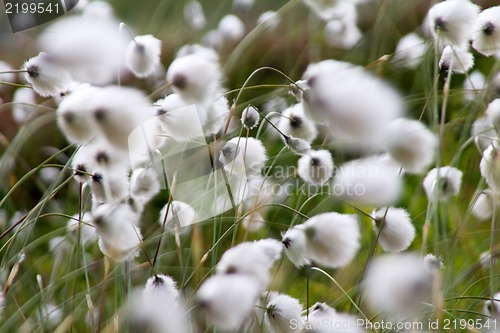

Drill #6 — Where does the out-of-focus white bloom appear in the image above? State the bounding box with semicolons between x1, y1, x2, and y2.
216;239;283;289
203;94;230;136
423;253;444;272
282;227;311;268
471;116;496;151
382;118;437;174
302;0;352;21
220;137;267;175
333;155;402;206
439;46;474;74
0;61;15;90
233;0;254;10
423;166;463;201
372;207;415;253
304;302;366;333
242;211;266;232
38;303;62;327
218;14;245;42
302;60;403;150
92;202;142;262
480;251;498;270
129;168;160;203
177;44;219;63
257;11;281;30
299;212;360;268
483;292;500;320
298;150;334;185
143;274;180;303
283;135;311;155
324;20;362;49
12;88;37;124
184;1;206;30
264;96;288;114
472;6;500;56
197;274;260;331
66;213;98;246
471;190;495;221
481;145;500;192
49;236;71;258
125;35;162;78
486;99;500;129
393;33;427;69
363;254;432;318
278;103;318;143
265;293;304;333
202;29;224;50
427;0;480;48
463;70;486;101
241;105;260;129
82;0;115;19
158;201;197;234
90;171;130;205
23;52;74;97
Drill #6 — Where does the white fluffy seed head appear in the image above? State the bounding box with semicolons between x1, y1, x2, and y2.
125;35;162;78
218;14;245;41
197;274;260;331
23;52;74;97
463;70;485;102
143;274;180;303
472;6;500;56
393;33;427;69
277;103;318;143
257;11;281;30
184;1;206;30
129;168;160;203
66;213;97;246
427;0;480;49
439;46;474;74
265;294;304;333
485;99;500;129
423;253;444;272
301;212;360;268
480;145;500;192
483;292;500;319
297;150;334;185
423;166;463;201
324;19;362;49
0;61;15;91
471;116;497;151
158;201;197;234
305;302;365;333
220;137;268;175
382;118;437;174
281;227;311;268
12;87;37;124
241;105;260;129
372;207;415;253
471;190;495;221
283;135;311;155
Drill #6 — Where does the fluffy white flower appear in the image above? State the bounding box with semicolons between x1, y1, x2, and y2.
372;207;415;253
483;292;500;320
265;294;304;333
184;1;206;30
282;227;311;268
324;20;362;49
219;137;267;175
393;33;427;69
480;145;500;192
304;302;365;333
471;116;496;151
363;254;432;318
129;168;160;203
92;202;142;262
486;99;500;129
471;190;495;221
197;274;260;331
277;103;318;143
299;212;360;268
90;171;130;205
143;274;180;303
333;155;402;206
427;0;480;48
218;14;245;41
233;0;254;10
463;70;486;101
423;166;463;201
257;11;281;30
423;253;444;272
82;0;115;19
66;213;97;246
158;201;197;234
439;46;474;74
203;94;230;136
177;44;219;63
283;135;312;155
298;150;334;185
12;87;37;124
125;35;162;78
302;0;353;21
241;105;260;129
472;6;500;56
0;61;15;90
23;52;74;97
382;118;437;174
480;251;498;270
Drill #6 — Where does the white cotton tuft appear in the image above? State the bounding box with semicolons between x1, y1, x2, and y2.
129;168;160;203
483;292;500;320
439;46;474;74
158;201;197;234
283;135;311;155
304;302;366;333
324;19;362;49
143;274;180;303
463;70;486;101
0;61;15;90
471;116;496;151
392;33;427;69
265;293;304;333
480;145;500;193
471;190;495;221
220;137;267;175
184;1;206;30
218;14;245;42
423;253;444;272
125;35;162;78
363;253;432;318
485;99;500;129
176;44;219;63
423;166;463;201
472;6;500;56
426;0;480;49
382;118;437;174
282;227;311;268
233;0;254;10
277;103;318;143
23;52;74;97
197;274;260;331
92;202;142;262
12;87;37;124
299;212;360;268
371;207;415;253
298;150;334;185
333;155;402;206
257;11;281;31
241;105;260;129
66;213;98;246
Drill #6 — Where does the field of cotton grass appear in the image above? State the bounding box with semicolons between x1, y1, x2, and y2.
0;0;500;332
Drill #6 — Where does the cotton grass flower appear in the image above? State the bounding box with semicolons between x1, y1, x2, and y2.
158;201;197;234
129;168;160;203
277;103;318;143
283;135;311;155
439;46;474;74
382;118;437;174
472;6;500;56
12;87;37;124
372;207;415;253
483;292;500;319
298;150;334;185
471;190;495;221
66;213;97;246
218;14;245;42
257;11;281;30
125;35;162;78
304;302;365;333
480;145;500;192
264;293;303;333
463;70;485;101
392;33;427;69
184;1;206;30
423;166;463;201
241;105;260;129
485;99;500;129
471;116;497;151
281;227;311;268
219;137;267;175
324;19;362;49
0;61;15;89
23;52;74;97
427;0;480;49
